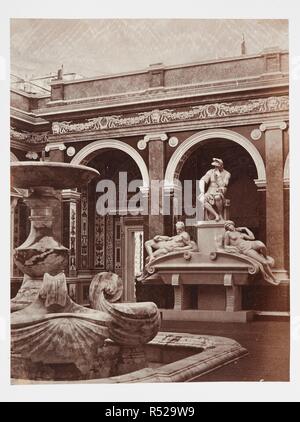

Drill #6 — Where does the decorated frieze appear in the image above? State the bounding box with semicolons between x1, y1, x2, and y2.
51;95;289;135
11;127;49;144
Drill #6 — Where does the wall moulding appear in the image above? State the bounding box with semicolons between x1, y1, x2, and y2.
10;127;49;145
51;96;289;136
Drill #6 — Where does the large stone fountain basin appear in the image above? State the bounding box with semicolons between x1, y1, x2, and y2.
11;332;248;383
11;161;99;189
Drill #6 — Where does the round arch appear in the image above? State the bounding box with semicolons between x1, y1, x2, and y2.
10;152;19;162
164;129;266;187
71;139;150;188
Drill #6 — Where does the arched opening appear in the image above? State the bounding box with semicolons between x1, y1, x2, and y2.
179;138;260;235
165;128;266;187
72;148;146;302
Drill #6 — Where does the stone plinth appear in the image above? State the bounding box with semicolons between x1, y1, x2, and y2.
195;221;225;254
142;248;259;322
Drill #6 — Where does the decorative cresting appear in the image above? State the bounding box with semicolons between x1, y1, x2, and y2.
71;139;150;189
11;161;100;312
164;129;267;188
51;96;288;135
89;272;161;346
11;127;49;144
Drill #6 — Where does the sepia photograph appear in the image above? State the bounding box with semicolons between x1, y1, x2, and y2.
2;0;300;403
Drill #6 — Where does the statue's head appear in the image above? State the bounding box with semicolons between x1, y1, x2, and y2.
175;221;185;233
224;220;235;231
211;158;224;169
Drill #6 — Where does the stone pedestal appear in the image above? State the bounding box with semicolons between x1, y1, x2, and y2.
11;188;69;311
172;274;192;310
147;134;166;238
260;121;289;283
11;189;23;278
10;161;99;311
195;221;225;254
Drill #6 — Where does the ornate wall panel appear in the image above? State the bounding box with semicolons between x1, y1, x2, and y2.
80;185;89;269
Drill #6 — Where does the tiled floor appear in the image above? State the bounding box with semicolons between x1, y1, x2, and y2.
160;320;290;382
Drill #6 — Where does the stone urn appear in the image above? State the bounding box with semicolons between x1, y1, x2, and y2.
11;161;99;311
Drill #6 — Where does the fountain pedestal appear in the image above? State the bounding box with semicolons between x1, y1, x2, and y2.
142;220;259;322
12;188;68;311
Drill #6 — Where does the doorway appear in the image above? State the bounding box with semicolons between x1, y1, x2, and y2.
123;221;144;302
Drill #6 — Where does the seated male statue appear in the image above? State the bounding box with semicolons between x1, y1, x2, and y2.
198;158;231;221
145;221;197;264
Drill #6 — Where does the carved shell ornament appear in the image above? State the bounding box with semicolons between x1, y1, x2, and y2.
11;271;160;377
90;272;161;346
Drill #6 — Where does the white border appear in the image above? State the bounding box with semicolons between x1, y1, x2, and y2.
1;0;300;402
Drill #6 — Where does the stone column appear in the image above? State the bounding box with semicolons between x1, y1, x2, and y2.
162;184;174;236
260;121;288;282
138;133;167;239
139;186;150;246
45;142;66;243
254;179;267;244
78;184;90;277
11;189;22;277
62;189;81;277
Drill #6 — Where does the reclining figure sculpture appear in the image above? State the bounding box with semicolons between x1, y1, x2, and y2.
145;221;198;264
221;220;279;285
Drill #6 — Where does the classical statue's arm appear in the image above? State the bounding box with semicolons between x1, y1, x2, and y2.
173;244;194;251
154;235;170;242
180;232;191;245
199;170;211;194
199;179;206;195
218;172;231;194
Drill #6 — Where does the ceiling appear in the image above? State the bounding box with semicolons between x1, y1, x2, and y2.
11;19;288;80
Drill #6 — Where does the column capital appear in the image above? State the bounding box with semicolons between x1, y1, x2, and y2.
254;178;267;191
259;121;287;132
45;142;66;152
137;133;167;150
